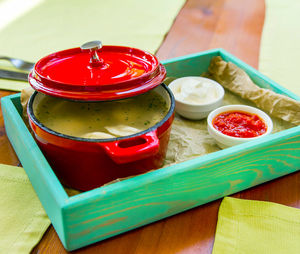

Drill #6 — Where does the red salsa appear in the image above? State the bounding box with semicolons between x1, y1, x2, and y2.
213;111;267;138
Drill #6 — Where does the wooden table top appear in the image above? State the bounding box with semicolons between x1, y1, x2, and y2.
0;0;299;253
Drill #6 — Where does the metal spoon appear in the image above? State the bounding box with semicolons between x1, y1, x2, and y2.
0;56;35;72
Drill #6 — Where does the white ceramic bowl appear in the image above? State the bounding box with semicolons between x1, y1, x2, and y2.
168;77;224;120
207;105;273;149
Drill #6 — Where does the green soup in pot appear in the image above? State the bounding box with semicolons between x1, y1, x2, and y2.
33;87;169;139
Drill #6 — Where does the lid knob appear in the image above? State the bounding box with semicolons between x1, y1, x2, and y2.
80;40;103;67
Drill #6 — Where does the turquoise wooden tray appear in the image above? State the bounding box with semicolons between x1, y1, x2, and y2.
2;49;300;251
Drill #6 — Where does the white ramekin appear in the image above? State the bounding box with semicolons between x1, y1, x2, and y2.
207;105;273;149
168;77;224;120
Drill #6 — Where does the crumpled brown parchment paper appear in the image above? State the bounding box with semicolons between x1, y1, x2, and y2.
205;56;300;125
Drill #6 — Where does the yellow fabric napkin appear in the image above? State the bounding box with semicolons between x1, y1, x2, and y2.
259;0;300;96
212;197;300;254
0;164;50;254
0;0;185;92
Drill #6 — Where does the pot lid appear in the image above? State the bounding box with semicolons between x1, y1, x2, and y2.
29;41;166;101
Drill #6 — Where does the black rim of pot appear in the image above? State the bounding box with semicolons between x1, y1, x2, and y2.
28;83;175;143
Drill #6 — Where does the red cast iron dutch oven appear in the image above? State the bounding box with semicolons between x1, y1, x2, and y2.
27;41;175;191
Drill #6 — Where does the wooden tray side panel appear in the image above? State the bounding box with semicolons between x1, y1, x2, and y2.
161;49;220;78
63;129;300;250
1;94;68;246
162;49;300;101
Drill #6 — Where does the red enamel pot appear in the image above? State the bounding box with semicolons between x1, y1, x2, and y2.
26;41;175;191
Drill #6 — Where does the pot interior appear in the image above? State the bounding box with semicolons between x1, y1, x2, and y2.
31;84;174;141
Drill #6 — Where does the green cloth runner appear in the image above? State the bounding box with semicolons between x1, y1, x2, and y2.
0;164;50;254
259;0;300;96
0;0;185;91
212;197;300;254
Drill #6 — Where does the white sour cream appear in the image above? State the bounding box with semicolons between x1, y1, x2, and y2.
169;77;220;105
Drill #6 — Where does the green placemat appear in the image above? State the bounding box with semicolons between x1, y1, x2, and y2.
0;164;50;254
0;0;185;91
212;197;300;254
259;0;300;96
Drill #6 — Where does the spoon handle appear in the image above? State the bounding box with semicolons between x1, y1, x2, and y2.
0;69;28;82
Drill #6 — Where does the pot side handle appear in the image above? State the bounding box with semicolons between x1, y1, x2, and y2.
101;130;160;164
